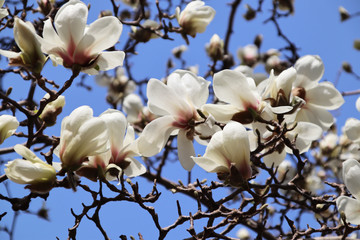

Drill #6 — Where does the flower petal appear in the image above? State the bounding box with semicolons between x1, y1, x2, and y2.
75;16;122;58
123;157;146;177
306;82;344;110
137;116;177;157
202;103;240;123
343;159;360;200
336;196;360;225
177;129;195;171
295;55;324;83
100;109;127;148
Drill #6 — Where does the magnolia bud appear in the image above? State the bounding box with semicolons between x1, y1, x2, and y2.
205;34;224;61
130;20;160;43
39;94;65;126
354;39;360;51
243;4;256;21
342;61;353;73
339;6;350;22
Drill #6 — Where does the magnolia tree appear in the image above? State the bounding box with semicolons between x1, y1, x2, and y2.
0;0;359;239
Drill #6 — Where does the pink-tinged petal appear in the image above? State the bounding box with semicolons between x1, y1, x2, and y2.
202;103;241;123
295;55;324;83
343;159;360;200
177;129;195;171
54;0;88;46
336;196;360;225
263;149;286;168
296;104;334;131
147;78;192;116
306;82;344;110
137;116;177;157
213;70;260;110
167;70;210;108
100;109;127;148
123;157;146;177
343;118;360;143
75;16;122;59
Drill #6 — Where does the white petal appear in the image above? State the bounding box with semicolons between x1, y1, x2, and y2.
0;49;21;58
41;19;64;53
344;118;360;143
336;196;360;225
54;0;88;46
137;116;177;157
263;149;286;168
177;129;195;171
356;97;360;112
75;16;122;58
123;158;146;177
123;94;143;123
83;51;125;75
343;159;360;199
295;55;324;83
14;144;42;164
147;78;192;116
276;67;296;99
202;103;240;123
296;104;334;131
0;9;8;19
213;69;260;110
100;109;127;148
306;82;344;110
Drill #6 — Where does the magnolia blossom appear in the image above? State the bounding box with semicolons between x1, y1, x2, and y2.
343;118;360;143
292;55;344;130
175;1;215;37
39;94;65;126
39;0;125;74
77;109;145;181
58;106;109;171
205;34;224;61
5;144;56;193
237;44;259;67
192;121;252;185
202;69;262;124
137;70;210;170
0;115;19;144
336;159;360;224
0;17;45;73
0;0;8;19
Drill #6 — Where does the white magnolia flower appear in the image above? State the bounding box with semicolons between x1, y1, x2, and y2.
123;93;144;123
39;0;125;74
58;106;109;171
192;121;252;185
176;1;215;37
292;55;344;130
0;17;45;73
202;69;262;124
205;34;224;61
0;115;19;144
0;0;8;19
39;93;65;126
336;159;360;224
5;144;56;193
77;109;145;181
343;118;360;143
237;44;259;67
137;70;210;171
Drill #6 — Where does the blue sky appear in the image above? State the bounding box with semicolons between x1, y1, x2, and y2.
1;0;360;239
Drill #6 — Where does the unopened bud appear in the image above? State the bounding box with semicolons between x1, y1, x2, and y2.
342;61;353;73
39;94;65;126
206;34;224;61
254;34;263;49
243;4;256;21
354;39;360;51
339;6;350;22
236;228;250;240
99;10;113;18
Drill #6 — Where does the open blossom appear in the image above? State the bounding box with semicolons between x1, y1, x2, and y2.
77;109;145;181
343;118;360;143
5;144;56;193
192;121;252;185
336;159;360;224
175;1;215;37
202;69;262;124
0;115;19;144
237;44;259;67
292;55;344;130
58;106;109;171
137;70;210;171
39;0;125;74
0;17;45;73
0;0;8;19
